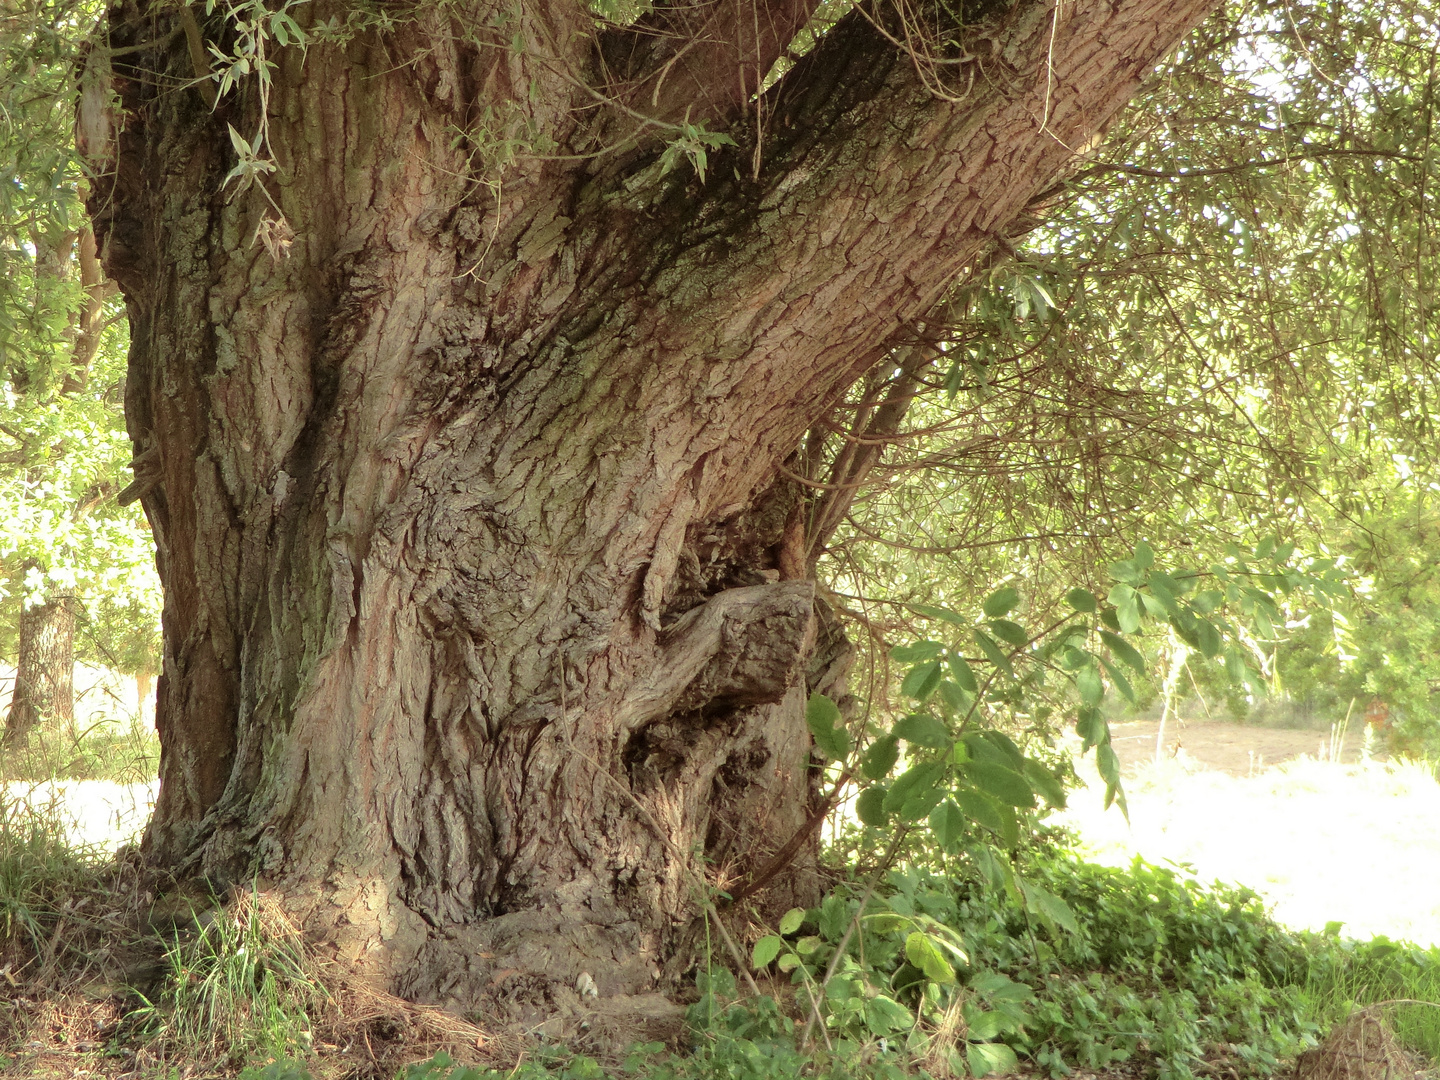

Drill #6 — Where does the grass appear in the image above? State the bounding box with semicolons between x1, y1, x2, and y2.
1299;935;1440;1062
128;888;328;1066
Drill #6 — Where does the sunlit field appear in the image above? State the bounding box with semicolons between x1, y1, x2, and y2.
1058;729;1440;948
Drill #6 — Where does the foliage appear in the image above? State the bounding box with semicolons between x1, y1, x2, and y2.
129;889;327;1064
0;787;100;961
0;0;159;682
813;0;1440;763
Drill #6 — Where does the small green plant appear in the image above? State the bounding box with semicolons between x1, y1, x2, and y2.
131;887;327;1066
658;118;735;184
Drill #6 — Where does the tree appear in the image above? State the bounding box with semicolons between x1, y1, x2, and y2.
81;0;1216;1010
1;0;156;753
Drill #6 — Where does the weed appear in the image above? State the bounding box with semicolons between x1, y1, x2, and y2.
0;790;103;970
130;888;327;1067
1300;934;1440;1061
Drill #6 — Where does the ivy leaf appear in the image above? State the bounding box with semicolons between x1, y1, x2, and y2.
806;694;849;760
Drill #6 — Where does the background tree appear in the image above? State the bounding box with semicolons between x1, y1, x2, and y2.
1;0;160;752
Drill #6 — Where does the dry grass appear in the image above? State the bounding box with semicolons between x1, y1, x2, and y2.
1293;1005;1432;1080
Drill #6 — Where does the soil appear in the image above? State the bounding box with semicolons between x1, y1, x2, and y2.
1105;713;1382;777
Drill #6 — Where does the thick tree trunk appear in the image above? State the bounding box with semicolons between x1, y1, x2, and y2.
3;592;78;751
84;0;1214;1017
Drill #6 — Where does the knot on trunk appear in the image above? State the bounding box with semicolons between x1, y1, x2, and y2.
621;581;817;727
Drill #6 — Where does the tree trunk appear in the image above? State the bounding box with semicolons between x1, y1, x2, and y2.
83;0;1214;1017
3;592;78;751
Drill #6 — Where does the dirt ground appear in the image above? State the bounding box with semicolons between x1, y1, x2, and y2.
1106;713;1380;776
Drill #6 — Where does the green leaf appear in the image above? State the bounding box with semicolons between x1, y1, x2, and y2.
856;785;889;827
1195;617;1223;658
1096;742;1122;789
891;640;945;663
912;604;968;627
778;907;805;935
862;734;900;780
1020;880;1080;935
929;799;968;850
988;619;1028;647
905;931;955;983
967;1041;1019;1078
982;585;1020;618
751;935;782;969
864;995;914;1035
974;630;1014;679
962;759;1034;808
1022;759;1066;808
938;679;973;715
1099;656;1136;705
1065;587;1098;613
947;653;979;694
901;660;944;701
1098;629;1146;674
1108;559;1140;584
1075;664;1104;707
1134;539;1155;569
955;787;1004;835
884;761;948;815
963;730;1026;771
806;694;849;760
1075;707;1107;751
894;712;951;749
966;1008;1005;1041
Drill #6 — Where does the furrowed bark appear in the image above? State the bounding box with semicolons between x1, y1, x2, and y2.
3;593;78;751
83;0;1216;1022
